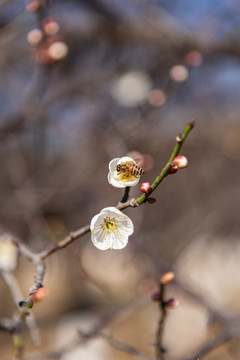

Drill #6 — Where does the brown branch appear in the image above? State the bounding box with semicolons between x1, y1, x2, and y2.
100;332;154;360
10;233;46;296
184;330;233;360
39;224;90;259
1;270;41;345
0;316;20;333
155;282;167;360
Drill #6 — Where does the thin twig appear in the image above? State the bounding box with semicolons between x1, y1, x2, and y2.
101;332;154;360
184;330;233;360
137;119;195;205
1;270;41;345
39;224;90;259
155;283;167;360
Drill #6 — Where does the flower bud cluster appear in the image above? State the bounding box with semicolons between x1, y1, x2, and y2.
151;272;180;309
166;155;188;176
26;3;69;64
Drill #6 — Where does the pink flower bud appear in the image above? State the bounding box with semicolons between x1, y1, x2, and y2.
140;182;151;193
185;51;203;67
160;271;175;285
166;165;178;175
42;16;60;36
173;156;188;169
33;36;68;64
165;298;180;309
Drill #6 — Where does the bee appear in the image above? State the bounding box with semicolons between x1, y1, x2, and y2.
116;160;144;177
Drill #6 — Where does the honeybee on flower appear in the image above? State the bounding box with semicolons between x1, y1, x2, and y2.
108;156;144;188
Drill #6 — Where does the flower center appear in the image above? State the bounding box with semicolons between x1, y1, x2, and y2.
114;172;138;183
104;217;117;231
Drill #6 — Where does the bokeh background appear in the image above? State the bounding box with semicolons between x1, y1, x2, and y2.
0;0;240;359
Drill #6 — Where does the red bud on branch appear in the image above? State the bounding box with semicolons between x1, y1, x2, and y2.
140;182;151;193
160;271;175;285
173;155;188;169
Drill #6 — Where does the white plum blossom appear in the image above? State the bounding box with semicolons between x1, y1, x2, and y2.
0;237;18;272
90;207;134;250
108;156;141;188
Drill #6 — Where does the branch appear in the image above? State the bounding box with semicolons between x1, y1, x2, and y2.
100;333;154;360
7;120;194;323
1;270;41;345
184;330;233;360
39;224;90;259
155;282;167;360
0;317;20;333
136;119;195;205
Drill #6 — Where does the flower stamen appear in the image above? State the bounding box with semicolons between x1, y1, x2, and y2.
104;217;116;230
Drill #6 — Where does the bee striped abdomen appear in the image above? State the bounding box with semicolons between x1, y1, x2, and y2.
129;165;144;176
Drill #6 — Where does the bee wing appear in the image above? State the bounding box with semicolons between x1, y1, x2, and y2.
134;158;142;164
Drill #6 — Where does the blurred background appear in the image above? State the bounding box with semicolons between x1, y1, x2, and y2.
0;0;240;359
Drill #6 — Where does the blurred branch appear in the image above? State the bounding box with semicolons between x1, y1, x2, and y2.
155;282;167;360
11;296;146;360
0;316;20;333
1;270;41;346
60;5;240;58
184;329;234;360
39;224;90;259
174;276;240;360
80;0;121;24
100;332;154;360
1;270;23;305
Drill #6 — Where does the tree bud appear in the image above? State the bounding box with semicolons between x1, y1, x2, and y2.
165;298;180;309
43;16;60;36
32;287;48;302
140;182;151;193
173;155;188;169
27;29;43;45
167;165;178;175
160;271;175;285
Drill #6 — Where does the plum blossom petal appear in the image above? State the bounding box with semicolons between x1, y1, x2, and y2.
108;157;142;188
90;207;134;250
